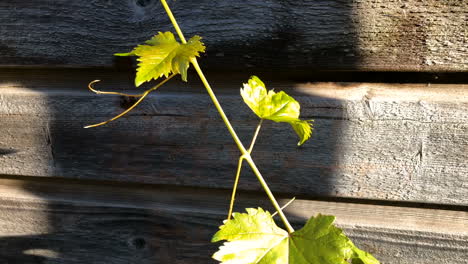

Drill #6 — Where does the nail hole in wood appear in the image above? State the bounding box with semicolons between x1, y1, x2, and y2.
136;0;152;7
120;96;138;109
131;237;146;250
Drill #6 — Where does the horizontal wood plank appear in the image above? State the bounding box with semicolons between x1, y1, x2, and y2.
0;77;467;205
0;177;466;264
0;0;466;71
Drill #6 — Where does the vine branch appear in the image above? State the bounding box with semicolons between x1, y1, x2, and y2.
227;119;263;220
160;0;294;233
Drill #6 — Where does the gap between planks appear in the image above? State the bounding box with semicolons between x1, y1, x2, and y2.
0;69;467;102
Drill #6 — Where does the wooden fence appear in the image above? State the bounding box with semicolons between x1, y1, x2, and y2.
0;1;467;263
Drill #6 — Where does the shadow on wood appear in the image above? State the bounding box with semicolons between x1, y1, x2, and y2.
0;76;348;262
2;1;467;263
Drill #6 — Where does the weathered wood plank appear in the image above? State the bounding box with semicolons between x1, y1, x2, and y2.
0;177;466;264
0;0;466;71
0;79;467;205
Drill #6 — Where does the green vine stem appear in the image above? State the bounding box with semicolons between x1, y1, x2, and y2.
271;197;296;217
227;156;245;220
248;119;264;153
227;119;263;220
160;0;294;233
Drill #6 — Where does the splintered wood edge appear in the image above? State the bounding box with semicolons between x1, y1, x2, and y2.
0;177;465;236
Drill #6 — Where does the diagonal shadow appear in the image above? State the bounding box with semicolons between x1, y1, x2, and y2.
0;0;359;263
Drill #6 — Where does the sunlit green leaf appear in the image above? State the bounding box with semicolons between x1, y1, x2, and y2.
115;31;205;86
289;215;352;264
350;245;381;264
240;76;313;145
212;208;288;264
212;208;380;264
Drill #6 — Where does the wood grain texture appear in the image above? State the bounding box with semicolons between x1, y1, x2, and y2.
0;0;466;71
1;75;467;205
0;177;466;264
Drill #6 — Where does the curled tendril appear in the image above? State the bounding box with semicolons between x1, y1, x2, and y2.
84;75;175;128
88;80;145;97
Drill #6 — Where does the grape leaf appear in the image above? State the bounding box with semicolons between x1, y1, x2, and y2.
212;208;380;264
240;76;313;145
115;31;205;86
212;208;288;263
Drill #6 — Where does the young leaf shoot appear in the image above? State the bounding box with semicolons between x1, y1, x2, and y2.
241;76;313;146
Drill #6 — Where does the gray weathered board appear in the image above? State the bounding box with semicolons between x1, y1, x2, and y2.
1;1;467;262
0;0;466;71
0;177;466;264
0;72;467;206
